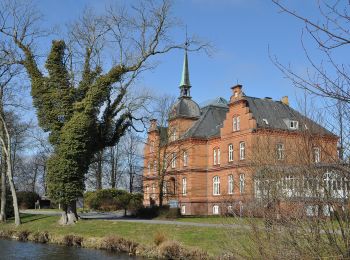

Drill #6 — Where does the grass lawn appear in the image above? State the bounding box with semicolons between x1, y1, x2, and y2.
176;215;264;226
0;214;252;257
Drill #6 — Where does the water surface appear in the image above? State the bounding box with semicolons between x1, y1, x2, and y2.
0;239;142;260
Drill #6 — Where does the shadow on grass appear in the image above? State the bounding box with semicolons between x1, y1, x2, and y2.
6;214;52;224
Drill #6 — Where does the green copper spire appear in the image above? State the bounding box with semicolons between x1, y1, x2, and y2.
180;49;191;87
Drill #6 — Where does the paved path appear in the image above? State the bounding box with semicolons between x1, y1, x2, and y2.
20;209;249;229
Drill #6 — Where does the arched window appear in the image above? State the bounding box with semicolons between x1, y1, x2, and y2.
182;177;187;196
213;176;220;195
171;153;176;168
233;116;240;131
213;205;220;215
183;151;188;166
228;144;233;162
239;142;245;160
228;174;234;194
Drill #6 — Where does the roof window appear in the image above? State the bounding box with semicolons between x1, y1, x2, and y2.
262;118;269;125
289;120;299;130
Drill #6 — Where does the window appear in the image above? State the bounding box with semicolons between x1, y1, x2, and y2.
289;120;299;130
183;151;188;167
227;205;233;213
171;153;176;168
213;176;220;195
145;185;149;195
152;183;156;198
313;147;320;163
217;148;221;164
228;174;234;194
171;128;177;141
149;141;155;152
306;205;318;217
239;142;245;160
239;174;245;194
182;177;187;196
276;143;284;160
233;116;240;131
263;118;269;125
213;149;217;165
153;160;157;173
181;205;186;215
163;182;167;195
213;205;220;215
148;163;151;174
228;144;233;162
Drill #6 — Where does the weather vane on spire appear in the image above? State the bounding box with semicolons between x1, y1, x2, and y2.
185;25;189;51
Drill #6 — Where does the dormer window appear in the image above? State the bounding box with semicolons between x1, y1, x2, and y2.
289;120;299;130
263;119;269;125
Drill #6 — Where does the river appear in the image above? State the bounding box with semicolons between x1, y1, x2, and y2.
0;239;143;260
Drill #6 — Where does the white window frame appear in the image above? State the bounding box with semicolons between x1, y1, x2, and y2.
239;142;245;160
163;181;167;195
181;205;186;214
148;163;151;174
290;120;299;130
183;151;188;167
314;147;320;163
213;176;220;195
153;160;157;173
228;174;234;194
228;144;233;162
233;116;240;131
152;183;156;198
171;128;177;141
182;177;187;196
239;174;245;194
213;149;217;165
217;148;221;165
171;153;176;168
149;141;155;152
145;185;149;195
276;143;284;160
213;205;219;215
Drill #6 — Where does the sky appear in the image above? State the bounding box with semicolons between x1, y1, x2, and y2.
24;0;347;115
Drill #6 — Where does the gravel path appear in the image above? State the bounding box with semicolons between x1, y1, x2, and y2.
20;210;249;228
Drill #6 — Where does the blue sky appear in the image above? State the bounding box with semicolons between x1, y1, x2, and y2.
32;0;333;110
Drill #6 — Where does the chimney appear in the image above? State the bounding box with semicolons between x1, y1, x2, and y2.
231;84;242;97
149;119;158;132
281;96;289;106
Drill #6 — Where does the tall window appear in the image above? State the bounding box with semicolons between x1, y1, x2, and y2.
217;148;221;165
163;181;167;195
171;153;176;168
213;176;220;195
213;205;219;215
145;185;149;195
239;174;245;194
183;151;188;167
148;163;151;174
153;160;157;173
182;177;187;196
233;116;240;131
213;149;217;165
239;142;245;160
314;147;320;163
228;174;234;194
149;141;155;152
181;205;186;214
228;144;233;162
276;143;284;160
152;183;156;198
171;128;177;141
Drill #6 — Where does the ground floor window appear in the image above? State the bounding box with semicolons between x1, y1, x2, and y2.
181;205;186;215
213;205;219;215
306;205;318;217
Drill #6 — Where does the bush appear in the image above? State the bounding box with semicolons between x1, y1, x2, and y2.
84;189;143;214
63;235;83;247
32;231;49;243
18;230;31;242
0;188;14;218
103;235;138;254
154;231;167;246
17;191;40;209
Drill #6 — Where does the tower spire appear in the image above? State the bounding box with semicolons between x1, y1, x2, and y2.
179;31;191;98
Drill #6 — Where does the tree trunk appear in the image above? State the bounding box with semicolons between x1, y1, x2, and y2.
0;150;6;222
96;150;103;190
6;155;20;225
110;147;116;188
59;201;79;225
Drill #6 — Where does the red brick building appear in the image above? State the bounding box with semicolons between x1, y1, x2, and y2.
143;50;339;216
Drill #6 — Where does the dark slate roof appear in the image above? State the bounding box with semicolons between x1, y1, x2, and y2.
179;96;335;140
182;104;228;139
244;96;335;136
169;97;201;120
200;97;228;108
